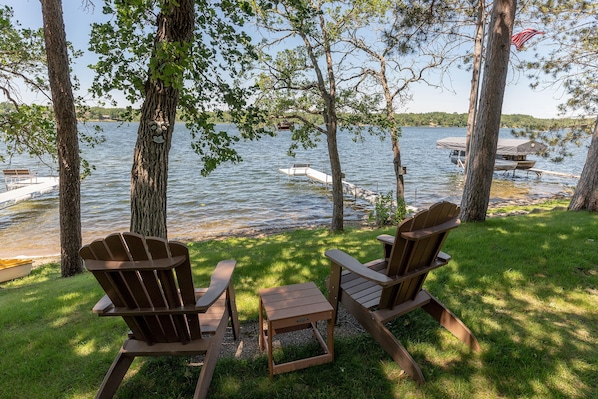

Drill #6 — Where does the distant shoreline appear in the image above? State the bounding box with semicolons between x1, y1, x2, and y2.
79;111;585;130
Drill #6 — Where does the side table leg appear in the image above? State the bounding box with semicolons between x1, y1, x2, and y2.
268;320;274;377
327;318;334;359
259;296;264;351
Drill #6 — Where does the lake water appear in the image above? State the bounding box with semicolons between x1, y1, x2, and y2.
0;123;586;258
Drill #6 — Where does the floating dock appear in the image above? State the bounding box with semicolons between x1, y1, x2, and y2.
528;168;580;179
279;164;380;204
0;176;59;209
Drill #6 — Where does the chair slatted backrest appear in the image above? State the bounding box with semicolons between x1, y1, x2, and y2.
379;202;460;310
79;232;201;345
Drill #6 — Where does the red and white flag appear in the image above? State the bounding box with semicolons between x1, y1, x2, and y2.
511;28;545;50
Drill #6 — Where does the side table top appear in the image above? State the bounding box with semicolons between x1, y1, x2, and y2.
259;282;333;322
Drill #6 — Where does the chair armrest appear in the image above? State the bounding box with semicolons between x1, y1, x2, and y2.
437;251;451;262
400;219;460;240
325;249;393;286
195;260;236;311
377;234;394;245
92;294;114;314
377;234;395;258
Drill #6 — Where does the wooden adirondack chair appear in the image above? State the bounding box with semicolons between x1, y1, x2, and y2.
325;201;480;384
80;232;240;399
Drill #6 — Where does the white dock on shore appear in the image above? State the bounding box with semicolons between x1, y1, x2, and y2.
0;177;59;209
279;164;380;204
528;168;580;179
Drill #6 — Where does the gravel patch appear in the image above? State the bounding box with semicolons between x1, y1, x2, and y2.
219;306;365;360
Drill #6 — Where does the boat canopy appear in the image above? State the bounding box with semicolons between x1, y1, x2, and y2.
436;137;546;155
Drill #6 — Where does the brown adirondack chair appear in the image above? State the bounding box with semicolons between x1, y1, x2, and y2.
325;201;480;384
80;232;240;399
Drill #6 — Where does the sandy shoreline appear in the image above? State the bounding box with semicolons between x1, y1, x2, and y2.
26;193;571;267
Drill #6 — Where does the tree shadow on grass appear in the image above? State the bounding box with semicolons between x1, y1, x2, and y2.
111;336;401;399
4;210;595;398
427;210;598;398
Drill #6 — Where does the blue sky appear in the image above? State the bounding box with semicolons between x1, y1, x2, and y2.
5;0;566;118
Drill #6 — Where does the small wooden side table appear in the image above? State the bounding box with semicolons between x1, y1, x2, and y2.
259;282;334;376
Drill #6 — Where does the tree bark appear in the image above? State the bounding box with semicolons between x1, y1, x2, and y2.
460;0;517;222
130;1;194;238
326;116;344;231
392;131;404;201
381;61;405;201
568;117;598;211
40;0;82;277
465;0;485;173
323;56;343;232
319;11;343;231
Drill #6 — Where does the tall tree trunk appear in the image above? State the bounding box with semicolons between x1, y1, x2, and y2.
380;60;404;202
320;12;343;232
130;1;194;238
568;117;598;211
391;128;404;201
40;0;82;277
460;0;517;222
465;0;485;172
323;72;343;231
326;115;344;231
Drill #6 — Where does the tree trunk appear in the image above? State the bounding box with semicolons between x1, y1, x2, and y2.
319;12;343;232
40;0;82;277
465;0;485;173
380;62;405;202
326;119;344;231
568;117;598;211
323;82;343;231
460;0;517;222
392;131;405;201
130;1;194;238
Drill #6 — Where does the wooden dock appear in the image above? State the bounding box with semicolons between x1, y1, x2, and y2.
0;176;59;209
279;164;380;204
528;168;580;179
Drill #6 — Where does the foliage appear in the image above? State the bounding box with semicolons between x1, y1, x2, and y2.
0;6;101;174
514;1;597;157
89;0;272;176
1;207;597;398
523;0;597;116
0;6;56;164
368;191;406;227
251;0;390;148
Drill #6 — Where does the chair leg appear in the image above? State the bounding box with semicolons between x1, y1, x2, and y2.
227;284;240;340
95;350;135;399
422;293;481;352
345;300;425;384
193;310;229;399
327;263;342;324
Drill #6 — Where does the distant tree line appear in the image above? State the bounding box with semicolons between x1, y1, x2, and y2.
1;102;586;129
393;112;587;129
71;105;584;129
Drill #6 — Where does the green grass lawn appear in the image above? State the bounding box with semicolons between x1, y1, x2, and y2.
1;204;597;398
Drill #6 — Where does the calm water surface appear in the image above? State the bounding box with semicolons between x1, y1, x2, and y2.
0;123;586;257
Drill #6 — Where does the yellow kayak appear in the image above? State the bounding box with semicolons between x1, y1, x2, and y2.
0;259;32;283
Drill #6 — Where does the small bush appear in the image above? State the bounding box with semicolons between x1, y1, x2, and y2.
369;191;406;227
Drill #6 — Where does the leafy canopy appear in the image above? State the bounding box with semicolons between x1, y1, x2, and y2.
89;0;271;175
0;6;56;163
